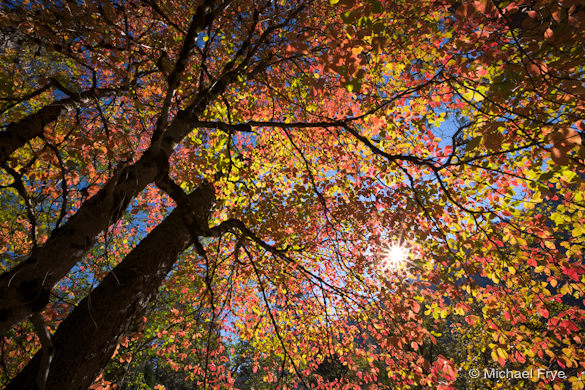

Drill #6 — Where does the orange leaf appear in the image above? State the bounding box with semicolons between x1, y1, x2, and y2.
484;131;503;151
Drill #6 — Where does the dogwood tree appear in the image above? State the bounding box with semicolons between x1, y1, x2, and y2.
0;0;583;389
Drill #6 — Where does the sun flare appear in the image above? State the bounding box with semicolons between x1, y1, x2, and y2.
382;244;410;271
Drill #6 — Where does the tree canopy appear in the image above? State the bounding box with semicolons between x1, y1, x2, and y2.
0;0;584;389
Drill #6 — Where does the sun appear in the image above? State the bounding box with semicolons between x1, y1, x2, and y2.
381;244;410;272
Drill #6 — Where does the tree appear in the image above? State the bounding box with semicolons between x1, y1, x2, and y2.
0;0;584;389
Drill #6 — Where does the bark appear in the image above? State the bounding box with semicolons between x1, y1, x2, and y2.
0;111;197;335
5;181;215;390
0;0;233;335
0;86;126;166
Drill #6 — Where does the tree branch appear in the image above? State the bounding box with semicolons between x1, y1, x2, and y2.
0;84;131;166
5;182;216;390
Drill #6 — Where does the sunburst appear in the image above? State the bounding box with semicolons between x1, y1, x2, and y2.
381;244;410;272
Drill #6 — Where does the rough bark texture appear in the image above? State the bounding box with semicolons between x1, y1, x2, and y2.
0;0;234;335
5;182;215;390
0;148;160;335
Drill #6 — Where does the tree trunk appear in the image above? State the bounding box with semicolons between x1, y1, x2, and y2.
0;3;235;332
5;182;215;390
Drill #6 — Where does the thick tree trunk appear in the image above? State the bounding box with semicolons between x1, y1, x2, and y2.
5;182;215;390
0;0;235;335
0;145;159;335
0;86;125;166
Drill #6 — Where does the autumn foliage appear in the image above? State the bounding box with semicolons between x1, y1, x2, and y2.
0;0;584;389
